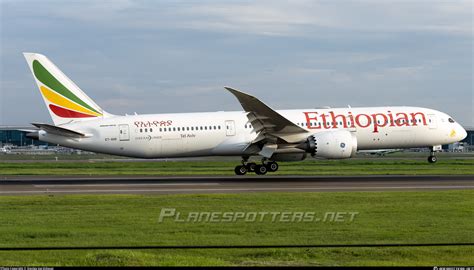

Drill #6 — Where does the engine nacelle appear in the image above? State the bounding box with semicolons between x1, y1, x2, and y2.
301;130;357;159
271;153;307;162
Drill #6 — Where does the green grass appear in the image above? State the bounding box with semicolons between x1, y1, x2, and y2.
0;191;472;266
0;158;473;175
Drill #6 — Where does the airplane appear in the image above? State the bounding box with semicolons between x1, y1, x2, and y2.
23;53;467;175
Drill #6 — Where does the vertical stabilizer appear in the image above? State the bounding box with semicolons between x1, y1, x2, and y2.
23;53;111;126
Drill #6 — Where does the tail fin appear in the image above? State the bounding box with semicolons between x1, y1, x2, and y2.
23;53;111;126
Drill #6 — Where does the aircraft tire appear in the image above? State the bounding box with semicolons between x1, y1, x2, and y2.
234;165;247;175
246;162;257;172
255;165;268;175
266;162;279;172
428;156;437;163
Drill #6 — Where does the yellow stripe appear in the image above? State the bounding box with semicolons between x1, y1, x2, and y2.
40;86;102;117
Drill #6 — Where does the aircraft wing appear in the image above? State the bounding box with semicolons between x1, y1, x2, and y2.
225;87;309;157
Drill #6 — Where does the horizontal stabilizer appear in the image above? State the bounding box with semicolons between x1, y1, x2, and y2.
31;123;86;138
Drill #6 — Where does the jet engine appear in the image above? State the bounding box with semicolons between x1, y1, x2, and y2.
298;130;357;159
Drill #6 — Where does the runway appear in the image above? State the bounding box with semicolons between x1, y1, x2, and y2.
1;175;473;195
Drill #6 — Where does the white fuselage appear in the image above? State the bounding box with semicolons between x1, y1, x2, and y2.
38;106;467;159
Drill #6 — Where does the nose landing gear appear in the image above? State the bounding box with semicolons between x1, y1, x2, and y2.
428;155;437;163
427;145;441;163
234;157;279;175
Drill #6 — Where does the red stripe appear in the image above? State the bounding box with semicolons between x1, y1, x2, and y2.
49;104;96;118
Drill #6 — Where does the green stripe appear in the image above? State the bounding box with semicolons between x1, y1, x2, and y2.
32;60;100;114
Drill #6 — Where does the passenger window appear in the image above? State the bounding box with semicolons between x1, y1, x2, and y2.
140;129;143;133
150;128;153;132
173;127;176;131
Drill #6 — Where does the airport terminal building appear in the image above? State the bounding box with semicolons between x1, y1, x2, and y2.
0;127;47;147
462;126;474;145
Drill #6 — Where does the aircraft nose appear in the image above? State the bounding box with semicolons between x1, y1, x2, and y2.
458;125;467;140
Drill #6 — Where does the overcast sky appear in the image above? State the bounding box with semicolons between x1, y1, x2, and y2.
0;0;472;126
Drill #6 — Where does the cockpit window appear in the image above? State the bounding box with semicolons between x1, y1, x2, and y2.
448;118;455;123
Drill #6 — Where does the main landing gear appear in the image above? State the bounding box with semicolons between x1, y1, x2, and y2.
234;157;279;175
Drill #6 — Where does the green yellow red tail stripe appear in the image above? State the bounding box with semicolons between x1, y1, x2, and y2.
32;60;102;118
48;104;98;118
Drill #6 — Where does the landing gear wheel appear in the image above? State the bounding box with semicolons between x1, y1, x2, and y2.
266;162;279;172
428;155;437;163
246;162;257;172
255;165;268;175
234;165;247;175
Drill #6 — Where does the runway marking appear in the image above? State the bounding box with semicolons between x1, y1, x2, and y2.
34;183;221;188
1;185;473;195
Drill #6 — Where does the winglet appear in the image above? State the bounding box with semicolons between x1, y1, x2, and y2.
224;86;307;134
224;86;261;112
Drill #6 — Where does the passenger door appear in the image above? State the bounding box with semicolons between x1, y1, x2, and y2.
428;114;437;129
225;120;236;136
119;124;130;141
